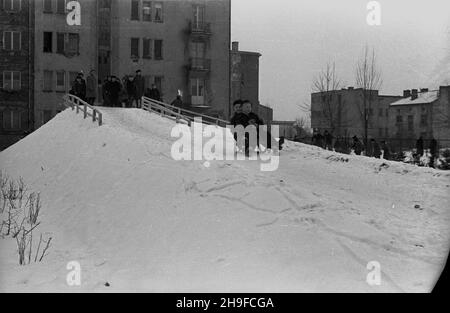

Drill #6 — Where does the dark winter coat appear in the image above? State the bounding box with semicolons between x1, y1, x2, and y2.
371;141;382;158
126;80;136;98
246;112;264;127
416;138;424;156
86;74;97;98
148;87;161;101
109;81;121;99
381;143;391;160
73;80;86;100
429;139;438;156
352;140;364;155
171;97;183;108
230;113;248;127
133;75;145;98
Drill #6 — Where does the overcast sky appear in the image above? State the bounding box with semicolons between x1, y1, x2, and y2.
231;0;450;120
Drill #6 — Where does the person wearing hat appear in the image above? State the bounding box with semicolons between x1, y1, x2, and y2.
133;70;145;108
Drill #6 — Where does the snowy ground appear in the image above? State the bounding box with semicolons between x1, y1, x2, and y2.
0;107;449;292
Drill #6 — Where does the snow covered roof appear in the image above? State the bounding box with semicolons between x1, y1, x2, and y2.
390;90;439;106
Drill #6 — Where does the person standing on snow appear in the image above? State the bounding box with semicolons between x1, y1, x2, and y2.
370;138;382;158
324;130;334;151
352;136;364;155
86;69;97;106
429;138;438;168
380;140;391;160
416;136;424;157
133;70;145;108
72;75;86;101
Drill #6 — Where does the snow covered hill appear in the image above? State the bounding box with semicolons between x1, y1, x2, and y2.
0;108;449;292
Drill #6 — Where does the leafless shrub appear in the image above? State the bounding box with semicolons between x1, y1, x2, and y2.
0;171;52;265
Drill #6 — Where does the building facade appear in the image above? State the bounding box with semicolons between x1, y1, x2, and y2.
0;0;34;150
230;41;272;123
389;86;450;150
33;0;98;129
107;0;231;119
311;87;402;142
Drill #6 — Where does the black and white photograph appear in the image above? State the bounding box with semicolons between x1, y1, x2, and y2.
0;0;449;297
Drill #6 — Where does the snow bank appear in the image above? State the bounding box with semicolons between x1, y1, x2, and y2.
0;107;449;292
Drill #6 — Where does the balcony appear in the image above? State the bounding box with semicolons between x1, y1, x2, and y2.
189;58;211;72
189;21;212;39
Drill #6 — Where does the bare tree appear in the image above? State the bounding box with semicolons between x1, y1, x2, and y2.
312;62;342;133
355;46;383;145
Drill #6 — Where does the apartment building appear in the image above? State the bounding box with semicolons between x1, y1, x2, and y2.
389;86;450;149
311;87;402;141
107;0;231;119
230;41;272;123
34;0;98;128
0;0;34;150
1;0;232;150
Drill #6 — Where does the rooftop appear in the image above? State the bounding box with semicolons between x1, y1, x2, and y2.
390;90;439;106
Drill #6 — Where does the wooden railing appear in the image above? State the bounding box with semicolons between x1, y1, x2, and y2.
63;94;103;126
142;96;229;127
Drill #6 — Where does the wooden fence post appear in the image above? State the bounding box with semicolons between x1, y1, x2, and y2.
98;112;102;126
84;102;87;119
93;110;96;122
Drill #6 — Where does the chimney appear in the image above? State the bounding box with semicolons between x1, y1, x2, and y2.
420;88;429;93
232;41;239;51
411;89;418;100
403;89;411;98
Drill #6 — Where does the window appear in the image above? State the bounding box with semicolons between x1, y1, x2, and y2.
56;71;65;91
4;0;21;11
142;1;151;21
2;71;21;90
56;33;65;54
396;115;403;123
190;78;205;105
56;0;66;14
420;114;428;127
131;0;139;20
66;33;79;54
154;2;163;22
190;41;205;58
43;32;52;52
407;115;414;131
131;38;139;59
42;110;52;124
2;110;21;130
99;0;111;9
43;0;52;12
43;70;53;91
143;38;152;59
193;5;205;27
3;31;21;51
154;39;163;60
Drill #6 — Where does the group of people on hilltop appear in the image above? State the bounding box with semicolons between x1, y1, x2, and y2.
229;99;280;156
69;70;97;105
69;69;164;109
102;69;162;108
